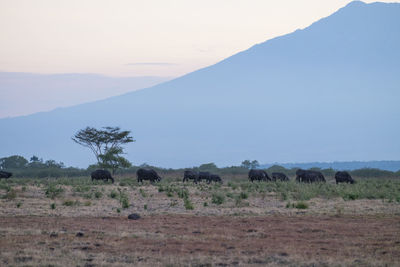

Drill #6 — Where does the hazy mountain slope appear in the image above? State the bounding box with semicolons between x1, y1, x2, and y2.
0;72;170;118
0;1;399;168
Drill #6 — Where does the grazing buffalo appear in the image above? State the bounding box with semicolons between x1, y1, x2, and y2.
197;172;211;183
91;169;114;183
335;171;355;184
137;168;161;183
0;171;12;179
272;172;290;182
248;169;271;182
183;170;199;183
209;174;223;184
295;169;326;183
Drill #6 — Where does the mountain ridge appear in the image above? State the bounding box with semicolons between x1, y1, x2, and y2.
0;1;399;168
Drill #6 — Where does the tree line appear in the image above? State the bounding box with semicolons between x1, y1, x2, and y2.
1;126;399;179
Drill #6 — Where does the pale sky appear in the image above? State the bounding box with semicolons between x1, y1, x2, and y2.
0;0;398;77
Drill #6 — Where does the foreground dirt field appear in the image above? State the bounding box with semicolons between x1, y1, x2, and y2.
1;179;400;266
1;215;399;266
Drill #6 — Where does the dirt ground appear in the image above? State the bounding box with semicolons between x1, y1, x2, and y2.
0;215;399;266
1;182;400;266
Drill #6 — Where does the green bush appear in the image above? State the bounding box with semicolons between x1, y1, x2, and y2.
239;191;248;199
109;190;117;199
211;192;225;205
50;203;56;209
45;184;64;199
295;201;308;209
63;199;78;206
94;191;103;199
184;198;194;210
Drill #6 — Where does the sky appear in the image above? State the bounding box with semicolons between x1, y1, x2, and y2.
1;0;398;78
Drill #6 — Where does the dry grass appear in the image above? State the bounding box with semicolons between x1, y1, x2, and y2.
0;178;400;266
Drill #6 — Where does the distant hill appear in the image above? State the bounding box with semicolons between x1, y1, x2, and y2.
261;161;400;172
0;1;399;168
0;72;170;118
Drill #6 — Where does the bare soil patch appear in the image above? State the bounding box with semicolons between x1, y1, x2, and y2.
1;215;399;266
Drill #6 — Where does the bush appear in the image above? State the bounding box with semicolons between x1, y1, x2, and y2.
295;201;308;209
177;188;189;199
109;190;117;199
94;191;103;199
2;189;17;200
50;203;56;209
45;184;64;199
239;191;248;199
139;188;147;198
63;199;78;206
184;198;194;210
211;192;225;205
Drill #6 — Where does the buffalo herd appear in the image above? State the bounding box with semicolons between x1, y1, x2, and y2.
0;168;354;185
87;168;354;185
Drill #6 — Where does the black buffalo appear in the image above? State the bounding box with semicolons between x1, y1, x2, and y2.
209;174;223;184
272;172;290;182
0;171;12;179
137;168;161;183
183;170;199;183
295;169;326;183
197;172;211;183
91;169;114;183
248;169;271;182
335;171;355;184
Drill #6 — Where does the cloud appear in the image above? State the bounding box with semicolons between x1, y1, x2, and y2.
126;62;178;66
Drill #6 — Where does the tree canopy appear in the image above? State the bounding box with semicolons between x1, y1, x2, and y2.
72;126;134;173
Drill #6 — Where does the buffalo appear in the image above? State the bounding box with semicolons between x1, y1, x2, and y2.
137;168;161;183
183;170;199;183
272;172;290;182
197;172;211;183
248;169;271;182
0;171;12;179
209;174;223;184
91;169;114;183
295;169;326;183
335;171;355;184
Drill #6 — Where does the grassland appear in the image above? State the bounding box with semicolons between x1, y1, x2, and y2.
0;175;399;266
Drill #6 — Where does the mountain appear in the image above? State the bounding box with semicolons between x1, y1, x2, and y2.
0;72;171;118
0;1;399;168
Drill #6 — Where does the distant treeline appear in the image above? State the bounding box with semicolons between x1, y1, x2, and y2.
261;161;400;172
1;155;400;179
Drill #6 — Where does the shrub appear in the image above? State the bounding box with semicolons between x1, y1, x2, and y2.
184;198;194;210
177;188;189;199
16;202;22;208
84;201;92;206
63;200;75;206
45;184;64;199
211;192;225;205
144;204;148;210
109;190;117;199
239;191;248;199
118;188;130;209
50;203;56;209
203;202;208;207
2;189;17;200
94;191;103;199
139;188;147;198
295;201;308;209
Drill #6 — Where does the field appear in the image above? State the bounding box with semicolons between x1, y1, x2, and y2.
1;175;400;266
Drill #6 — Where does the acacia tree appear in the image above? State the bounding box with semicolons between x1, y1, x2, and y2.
72;126;134;173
